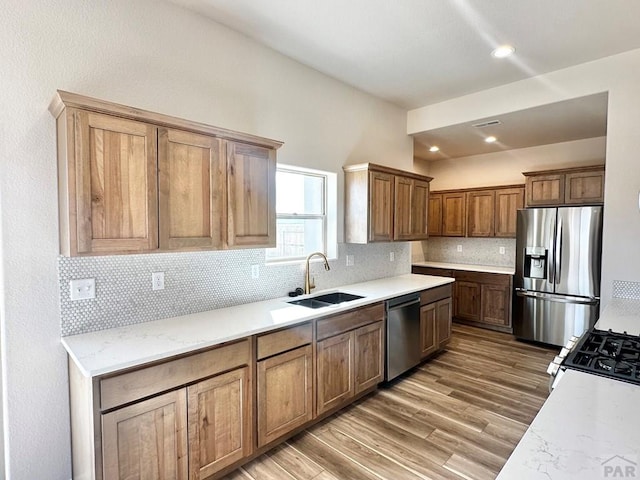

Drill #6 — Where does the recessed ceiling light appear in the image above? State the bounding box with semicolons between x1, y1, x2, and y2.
491;45;515;58
429;146;440;152
485;136;497;143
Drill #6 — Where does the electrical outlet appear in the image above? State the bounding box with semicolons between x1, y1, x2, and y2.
346;255;354;267
389;252;395;262
152;272;165;291
70;278;95;301
457;245;463;252
499;246;506;255
251;264;260;279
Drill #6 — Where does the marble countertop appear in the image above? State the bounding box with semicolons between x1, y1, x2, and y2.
62;273;454;377
412;260;515;275
498;298;640;479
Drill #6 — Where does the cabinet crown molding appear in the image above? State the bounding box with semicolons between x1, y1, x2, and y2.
343;162;433;182
522;164;604;177
49;90;283;150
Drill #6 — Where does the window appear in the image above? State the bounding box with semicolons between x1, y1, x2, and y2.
266;165;336;262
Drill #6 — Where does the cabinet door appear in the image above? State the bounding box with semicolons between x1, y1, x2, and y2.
393;176;413;240
436;298;453;347
455;281;481;322
317;332;354;415
187;367;252;479
525;174;564;207
565;169;605;204
102;389;188;480
428;193;442;236
481;284;511;327
494;187;524;238
257;345;313;447
420;303;438;358
411;179;430;240
467;190;495;237
75;111;158;254
354;321;384;394
158;129;225;250
227;141;276;247
369;171;394;242
442;193;466;236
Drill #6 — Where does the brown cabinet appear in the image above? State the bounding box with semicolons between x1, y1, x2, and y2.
343;163;432;243
524;165;604;207
316;303;384;415
101;389;188;480
394;176;430;241
187;367;253;479
51;91;282;256
158;128;225;250
467;190;495;237
227;142;276;248
413;266;513;333
255;322;314;448
71;111;159;255
418;284;453;359
430;185;523;238
494;187;524;237
442;192;466;237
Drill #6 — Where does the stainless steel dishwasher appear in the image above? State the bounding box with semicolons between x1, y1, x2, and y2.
385;292;421;381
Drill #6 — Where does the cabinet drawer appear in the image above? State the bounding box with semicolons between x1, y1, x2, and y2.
454;270;511;286
420;284;453;305
316;303;384;340
100;339;250;411
257;322;313;360
412;266;454;277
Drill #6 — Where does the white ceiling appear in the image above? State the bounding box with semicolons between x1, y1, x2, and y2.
167;0;635;158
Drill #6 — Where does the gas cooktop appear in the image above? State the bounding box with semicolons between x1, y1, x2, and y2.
563;329;640;385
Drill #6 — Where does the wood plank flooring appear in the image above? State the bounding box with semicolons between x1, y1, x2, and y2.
223;324;559;480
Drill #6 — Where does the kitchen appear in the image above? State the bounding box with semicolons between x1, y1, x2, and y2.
2;1;640;480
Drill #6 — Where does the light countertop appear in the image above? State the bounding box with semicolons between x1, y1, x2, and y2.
62;273;454;377
412;260;515;275
498;298;640;479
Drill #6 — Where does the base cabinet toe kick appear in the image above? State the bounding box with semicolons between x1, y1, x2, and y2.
67;286;453;480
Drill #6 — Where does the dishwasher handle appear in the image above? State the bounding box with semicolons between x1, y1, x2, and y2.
386;293;421;310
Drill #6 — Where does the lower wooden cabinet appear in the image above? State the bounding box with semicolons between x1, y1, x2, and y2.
420;287;453;358
257;345;313;447
481;283;511;327
187;367;252;479
317;320;384;415
102;389;188;480
455;280;481;322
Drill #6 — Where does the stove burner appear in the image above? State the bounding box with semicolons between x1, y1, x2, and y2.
562;329;640;386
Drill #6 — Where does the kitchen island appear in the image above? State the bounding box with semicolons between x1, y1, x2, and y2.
497;298;640;479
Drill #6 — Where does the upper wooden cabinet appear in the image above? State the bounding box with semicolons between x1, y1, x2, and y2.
343;163;432;243
50;91;282;256
159;128;225;250
429;185;524;238
227;142;276;248
523;165;605;207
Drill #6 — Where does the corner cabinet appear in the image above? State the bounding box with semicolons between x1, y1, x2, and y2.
50;91;281;256
343;163;432;243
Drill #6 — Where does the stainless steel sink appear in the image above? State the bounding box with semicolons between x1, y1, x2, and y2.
287;291;364;309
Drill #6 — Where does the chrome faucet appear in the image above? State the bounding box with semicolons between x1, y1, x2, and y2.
304;252;330;294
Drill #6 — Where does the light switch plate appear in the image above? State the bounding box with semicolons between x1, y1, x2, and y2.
499;246;506;255
251;264;260;279
457;245;463;252
389;252;395;262
346;255;354;267
70;278;95;301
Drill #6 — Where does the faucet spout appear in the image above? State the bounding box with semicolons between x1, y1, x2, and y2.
304;252;330;294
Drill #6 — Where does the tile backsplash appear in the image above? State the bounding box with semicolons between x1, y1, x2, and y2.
612;280;640;300
418;237;516;268
58;242;409;336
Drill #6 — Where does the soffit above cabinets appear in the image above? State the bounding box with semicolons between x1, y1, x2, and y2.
413;92;608;160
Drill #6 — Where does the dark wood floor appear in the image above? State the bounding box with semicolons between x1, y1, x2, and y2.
224;324;559;480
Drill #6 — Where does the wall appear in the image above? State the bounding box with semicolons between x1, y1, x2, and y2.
421;136;606;190
0;1;412;478
409;48;640;306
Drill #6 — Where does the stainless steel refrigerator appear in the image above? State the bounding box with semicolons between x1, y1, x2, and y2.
513;206;603;346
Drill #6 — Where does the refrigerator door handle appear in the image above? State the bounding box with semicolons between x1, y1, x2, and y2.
515;289;599;305
555;219;562;285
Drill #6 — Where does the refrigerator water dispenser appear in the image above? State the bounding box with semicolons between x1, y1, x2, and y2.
523;247;547;279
